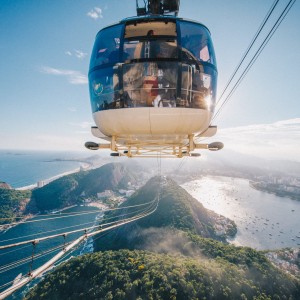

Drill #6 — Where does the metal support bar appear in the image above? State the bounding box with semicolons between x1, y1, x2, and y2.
111;136;117;151
194;143;209;149
188;134;194;152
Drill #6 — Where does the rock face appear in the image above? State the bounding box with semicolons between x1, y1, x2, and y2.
0;182;12;189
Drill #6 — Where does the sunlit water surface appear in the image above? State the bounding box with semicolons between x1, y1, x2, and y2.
182;176;300;250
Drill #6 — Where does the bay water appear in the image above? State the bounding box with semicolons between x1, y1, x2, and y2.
182;176;300;250
0;206;102;299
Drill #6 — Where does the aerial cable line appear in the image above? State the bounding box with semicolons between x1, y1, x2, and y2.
0;176;161;297
0;204;152;245
0;200;157;250
0;244;32;257
0;202;160;295
0;243;68;275
0;199;159;299
0;199;156;228
216;0;280;105
0;209;105;221
213;0;296;122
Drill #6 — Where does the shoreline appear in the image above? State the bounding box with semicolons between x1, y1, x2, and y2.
16;163;92;191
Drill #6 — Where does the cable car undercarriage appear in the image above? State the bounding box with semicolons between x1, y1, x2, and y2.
85;127;223;158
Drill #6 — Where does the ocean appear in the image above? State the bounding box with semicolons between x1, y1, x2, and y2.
0;150;91;188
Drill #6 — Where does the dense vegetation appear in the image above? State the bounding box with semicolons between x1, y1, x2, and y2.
0;188;31;224
26;249;300;300
94;176;236;252
31;163;137;211
24;174;300;299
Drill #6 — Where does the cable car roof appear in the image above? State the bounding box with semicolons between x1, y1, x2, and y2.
96;15;211;36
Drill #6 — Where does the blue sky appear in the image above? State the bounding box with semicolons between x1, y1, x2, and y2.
0;0;299;161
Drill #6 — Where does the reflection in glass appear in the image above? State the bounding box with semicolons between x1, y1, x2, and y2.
88;20;217;113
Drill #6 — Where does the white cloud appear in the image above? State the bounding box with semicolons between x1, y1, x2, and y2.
75;50;88;59
87;7;103;19
217;118;300;161
65;50;88;59
41;66;87;85
69;121;94;129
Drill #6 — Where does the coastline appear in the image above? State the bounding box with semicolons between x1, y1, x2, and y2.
16;163;91;191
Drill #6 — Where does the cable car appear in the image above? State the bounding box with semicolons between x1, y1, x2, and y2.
85;0;223;157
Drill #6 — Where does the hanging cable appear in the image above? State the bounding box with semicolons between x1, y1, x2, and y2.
0;198;159;299
0;243;69;275
216;0;280;105
0;199;157;250
0;202;153;245
28;241;37;276
0;198;157;229
213;0;296;122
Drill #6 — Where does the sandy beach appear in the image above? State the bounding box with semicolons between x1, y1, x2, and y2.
16;163;91;191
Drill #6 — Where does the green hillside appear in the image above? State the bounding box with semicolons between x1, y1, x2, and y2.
0;188;31;225
26;249;300;300
94;176;236;251
31;163;137;211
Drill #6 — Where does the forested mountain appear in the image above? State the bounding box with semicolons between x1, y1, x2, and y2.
31;163;138;211
26;247;300;300
94;176;236;252
0;188;31;225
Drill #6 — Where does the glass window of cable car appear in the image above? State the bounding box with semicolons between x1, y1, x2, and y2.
122;21;178;61
89;66;120;112
90;24;122;69
180;21;216;65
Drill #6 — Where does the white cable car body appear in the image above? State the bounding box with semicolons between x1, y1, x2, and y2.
86;1;223;157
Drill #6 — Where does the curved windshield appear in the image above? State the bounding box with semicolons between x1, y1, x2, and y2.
123;21;178;61
180;21;216;66
88;19;217;113
90;25;122;69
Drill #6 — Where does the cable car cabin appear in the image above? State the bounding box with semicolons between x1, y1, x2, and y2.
87;16;223;157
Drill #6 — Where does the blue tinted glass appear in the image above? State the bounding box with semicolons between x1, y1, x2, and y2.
90;25;122;69
89;67;119;112
180;21;216;66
